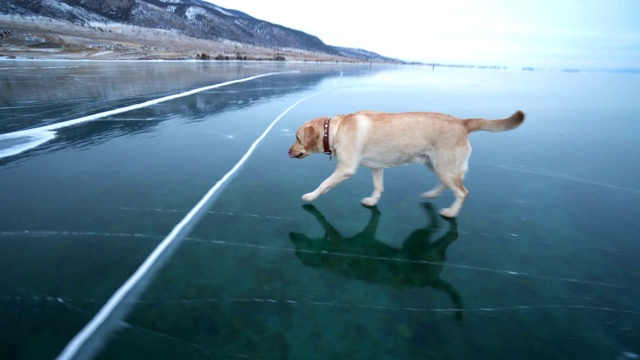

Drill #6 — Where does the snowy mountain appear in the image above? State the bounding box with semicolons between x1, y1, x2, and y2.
0;0;398;62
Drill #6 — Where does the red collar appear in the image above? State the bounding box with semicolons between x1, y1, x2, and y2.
323;117;332;155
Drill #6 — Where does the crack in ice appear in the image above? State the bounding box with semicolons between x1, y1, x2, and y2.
56;71;340;360
483;163;640;194
130;296;640;316
185;238;640;291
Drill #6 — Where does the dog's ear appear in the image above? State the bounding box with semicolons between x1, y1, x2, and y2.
303;125;318;151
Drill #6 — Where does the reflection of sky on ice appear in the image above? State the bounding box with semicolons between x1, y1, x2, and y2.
0;71;292;159
1;61;639;360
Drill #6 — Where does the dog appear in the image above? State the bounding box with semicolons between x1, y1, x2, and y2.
288;110;524;217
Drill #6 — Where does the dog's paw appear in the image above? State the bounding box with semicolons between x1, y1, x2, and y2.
361;197;379;207
421;190;441;199
301;193;316;202
439;208;458;218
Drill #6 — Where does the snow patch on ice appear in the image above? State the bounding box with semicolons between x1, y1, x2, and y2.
0;129;55;158
620;352;640;360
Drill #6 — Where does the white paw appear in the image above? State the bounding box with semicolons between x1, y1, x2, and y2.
439;208;458;218
302;193;316;202
421;190;441;199
361;197;379;207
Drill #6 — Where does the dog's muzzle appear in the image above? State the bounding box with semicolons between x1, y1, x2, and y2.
288;149;303;158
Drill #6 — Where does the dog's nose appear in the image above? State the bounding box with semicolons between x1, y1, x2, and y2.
288;149;295;158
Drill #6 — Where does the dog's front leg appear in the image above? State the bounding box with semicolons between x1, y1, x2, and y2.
302;164;356;202
362;168;384;207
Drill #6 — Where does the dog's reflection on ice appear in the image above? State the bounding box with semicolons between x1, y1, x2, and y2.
289;203;464;320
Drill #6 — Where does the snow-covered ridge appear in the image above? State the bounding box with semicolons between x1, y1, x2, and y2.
0;0;400;62
184;6;209;21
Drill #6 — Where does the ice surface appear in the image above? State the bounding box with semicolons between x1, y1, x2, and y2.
1;62;639;360
57;69;327;360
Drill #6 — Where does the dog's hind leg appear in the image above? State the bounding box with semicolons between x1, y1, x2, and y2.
420;153;446;199
434;145;470;218
421;182;446;198
437;172;468;218
362;168;384;207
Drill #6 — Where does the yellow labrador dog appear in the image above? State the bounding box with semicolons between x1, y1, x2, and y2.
288;110;524;217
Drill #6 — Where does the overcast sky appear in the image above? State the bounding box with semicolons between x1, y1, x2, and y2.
205;0;640;69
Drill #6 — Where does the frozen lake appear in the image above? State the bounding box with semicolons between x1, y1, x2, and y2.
1;60;639;359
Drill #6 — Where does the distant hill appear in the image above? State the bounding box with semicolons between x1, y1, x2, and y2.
0;0;401;62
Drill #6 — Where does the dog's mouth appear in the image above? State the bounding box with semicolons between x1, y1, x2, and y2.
288;149;306;159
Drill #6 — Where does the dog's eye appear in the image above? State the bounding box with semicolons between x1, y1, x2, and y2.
296;135;300;142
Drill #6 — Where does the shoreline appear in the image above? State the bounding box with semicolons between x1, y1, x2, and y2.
0;15;389;63
2;16;637;73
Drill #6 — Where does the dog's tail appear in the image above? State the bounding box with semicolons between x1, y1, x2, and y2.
463;111;525;134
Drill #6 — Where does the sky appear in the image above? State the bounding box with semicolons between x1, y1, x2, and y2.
205;0;640;69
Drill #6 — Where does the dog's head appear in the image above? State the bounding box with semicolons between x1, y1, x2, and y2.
288;118;323;159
